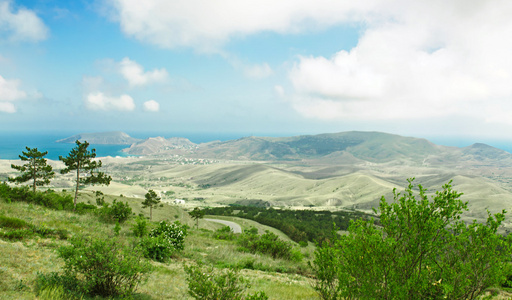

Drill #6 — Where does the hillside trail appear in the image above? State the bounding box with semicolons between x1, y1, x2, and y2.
205;218;242;233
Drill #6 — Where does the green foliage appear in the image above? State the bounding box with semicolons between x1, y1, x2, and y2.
131;215;149;237
0;183;73;210
59;140;112;211
97;199;132;223
56;235;152;297
140;221;188;262
312;179;511;300
238;231;302;262
184;264;268;300
203;205;367;243
95;190;105;206
0;215;68;241
0;215;30;229
9;147;54;192
214;226;236;240
189;207;205;228
141;189;160;220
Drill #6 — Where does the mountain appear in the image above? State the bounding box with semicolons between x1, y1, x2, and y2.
120;131;512;167
56;131;142;145
122;137;197;155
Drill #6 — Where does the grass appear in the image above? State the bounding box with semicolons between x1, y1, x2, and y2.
0;197;319;299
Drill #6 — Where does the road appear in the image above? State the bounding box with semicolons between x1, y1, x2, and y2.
204;218;242;233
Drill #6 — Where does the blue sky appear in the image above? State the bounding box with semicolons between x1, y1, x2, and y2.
1;0;512;144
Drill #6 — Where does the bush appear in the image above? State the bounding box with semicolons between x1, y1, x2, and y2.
184;264;268;300
97;199;132;223
56;236;152;297
238;231;302;261
214;226;236;240
140;221;188;262
131;215;149;237
312;179;511;300
0;215;30;229
0;184;73;210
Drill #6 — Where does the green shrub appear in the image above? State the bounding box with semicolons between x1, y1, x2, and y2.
238;231;301;261
140;221;188;262
131;215;148;237
0;228;34;240
56;236;153;297
0;215;30;229
313;179;511;300
184;264;268;300
97;199;132;223
214;226;236;240
0;184;73;210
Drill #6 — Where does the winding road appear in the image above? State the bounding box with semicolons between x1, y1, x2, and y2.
205;218;242;233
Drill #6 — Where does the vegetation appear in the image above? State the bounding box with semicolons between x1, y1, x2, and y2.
9;147;54;192
142;189;160;220
39;236;152;298
190;207;205;228
312;179;511;300
59;140;112;211
203;205;368;243
0;183;73;210
185;263;268;300
97;199;132;223
140;220;188;262
238;230;303;262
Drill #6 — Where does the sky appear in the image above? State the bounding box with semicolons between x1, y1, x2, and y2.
1;0;512;144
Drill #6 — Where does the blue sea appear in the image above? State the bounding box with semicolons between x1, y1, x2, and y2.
0;131;263;160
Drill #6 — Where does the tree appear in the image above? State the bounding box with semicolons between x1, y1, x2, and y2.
59;140;111;211
189;207;204;228
9;147;54;192
312;179;511;300
142;189;160;221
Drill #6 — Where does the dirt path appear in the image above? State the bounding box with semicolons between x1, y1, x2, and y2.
204;218;242;233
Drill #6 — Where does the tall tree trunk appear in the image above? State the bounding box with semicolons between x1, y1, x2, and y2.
74;164;80;212
150;206;153;221
32;158;36;193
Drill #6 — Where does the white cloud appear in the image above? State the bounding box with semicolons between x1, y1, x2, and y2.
143;100;160;112
104;0;369;51
0;74;26;101
286;0;512;123
0;0;49;42
85;92;136;111
242;63;273;79
119;57;169;87
0;101;15;113
0;74;26;113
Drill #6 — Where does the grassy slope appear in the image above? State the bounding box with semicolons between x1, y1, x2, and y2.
0;196;319;300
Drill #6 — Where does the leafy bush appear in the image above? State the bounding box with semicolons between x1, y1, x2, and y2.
214;226;236;240
312;179;511;300
97;199;132;223
131;215;148;237
0;215;30;229
0;184;73;210
184;264;268;300
74;202;97;214
56;236;153;297
238;231;302;261
0;228;34;240
140;221;188;262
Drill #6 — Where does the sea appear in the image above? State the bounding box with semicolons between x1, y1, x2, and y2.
0;131;511;160
0;131;255;160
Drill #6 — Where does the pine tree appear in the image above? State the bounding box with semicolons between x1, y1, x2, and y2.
9;147;54;192
59;140;112;211
142;189;160;220
189;207;205;228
